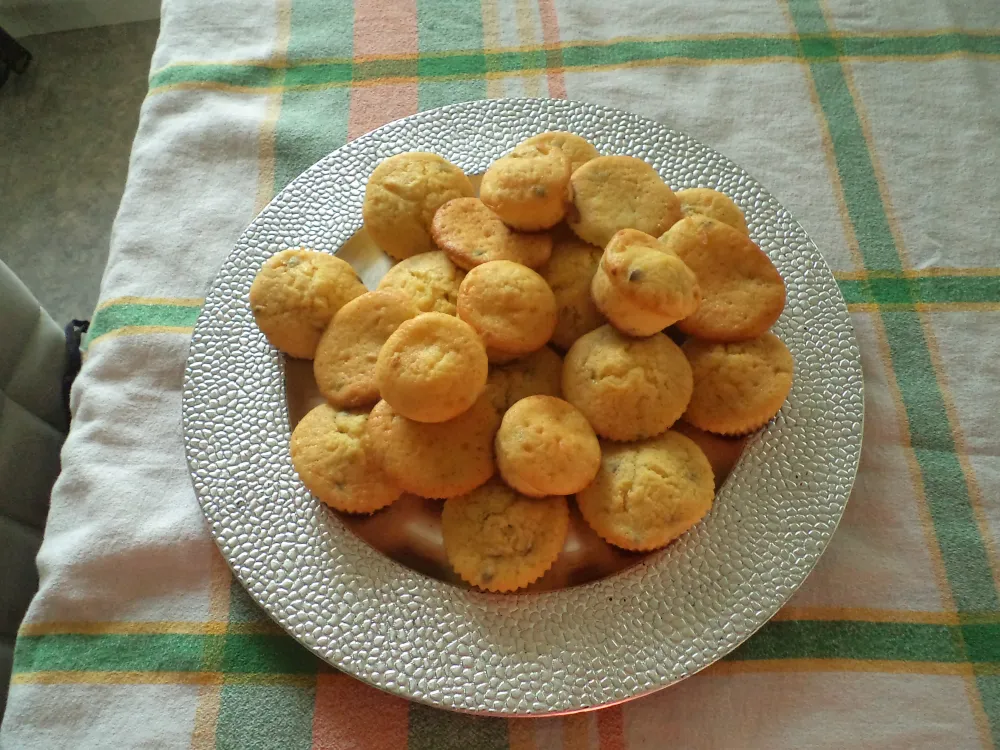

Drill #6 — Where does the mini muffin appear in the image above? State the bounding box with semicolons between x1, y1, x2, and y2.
375;312;488;423
457;261;558;358
362;152;475;260
537;232;605;350
249;248;367;359
484;346;563;413
485;347;525;365
377;251;466;315
660;215;786;341
576;431;715;551
562;325;693;441
431;198;552;270
592;228;700;336
479;143;573;231
568;156;684;248
682;333;794;435
442;479;569;591
496;395;601;497
676;187;748;234
290;403;401;513
672;421;748;490
367;396;499;499
314;289;418;409
520;131;600;173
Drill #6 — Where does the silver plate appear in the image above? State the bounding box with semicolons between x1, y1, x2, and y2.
182;98;864;716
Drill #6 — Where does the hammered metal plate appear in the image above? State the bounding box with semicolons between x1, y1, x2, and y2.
182;98;864;715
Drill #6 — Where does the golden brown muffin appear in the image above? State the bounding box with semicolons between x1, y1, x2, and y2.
521;131;600;173
367;396;499;499
537;231;605;350
431;198;552;270
483;345;563;413
313;289;418;409
457;260;558;358
377;251;466;315
442;479;569;591
592;228;701;336
375;312;488;423
576;431;715;551
672;421;748;490
682;333;794;435
362;152;475;260
676;187;748;234
484;347;524;365
562;325;693;441
479;142;573;231
495;395;601;497
290;403;401;513
249;248;367;360
568;156;683;248
660;215;786;341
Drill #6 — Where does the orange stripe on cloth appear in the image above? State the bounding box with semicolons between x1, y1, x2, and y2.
352;0;418;57
481;0;505;97
507;718;538;750
347;84;420;140
562;712;595;749
536;0;567;97
348;0;419;139
311;673;410;750
596;705;626;750
515;0;543;96
254;0;293;211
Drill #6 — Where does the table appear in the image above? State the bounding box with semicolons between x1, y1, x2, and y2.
2;0;998;747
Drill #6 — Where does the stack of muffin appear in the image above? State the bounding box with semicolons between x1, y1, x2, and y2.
249;131;793;593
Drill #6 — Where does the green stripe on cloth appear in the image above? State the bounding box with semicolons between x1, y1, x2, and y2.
416;0;488;114
418;78;490;111
408;702;508;750
273;1;353;192
964;623;1000;663
274;88;351;192
281;61;352;86
800;61;899;270
978;676;1000;744
13;634;212;673
217;684;316;750
14;621;1000;675
86;303;202;344
839;32;1000;59
146;32;1000;93
222;634;320;674
286;0;354;63
417;0;486;54
151;63;287;90
559;36;799;66
882;311;1000;610
838;275;1000;306
726;621;963;662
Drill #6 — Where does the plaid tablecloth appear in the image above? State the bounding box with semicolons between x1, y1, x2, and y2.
3;0;1000;747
